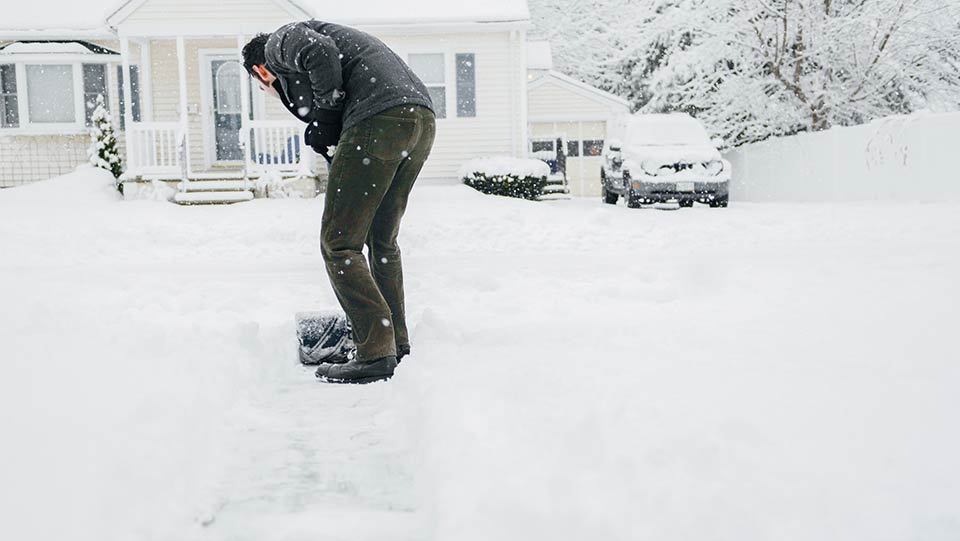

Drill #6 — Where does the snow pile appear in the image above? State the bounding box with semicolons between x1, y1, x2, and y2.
456;156;550;180
0;164;119;204
725;112;960;202
253;171;303;199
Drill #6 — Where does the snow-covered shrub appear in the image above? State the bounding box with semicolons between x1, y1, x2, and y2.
87;95;123;192
253;171;303;199
458;156;550;201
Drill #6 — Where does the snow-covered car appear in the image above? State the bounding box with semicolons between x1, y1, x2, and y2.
601;113;730;208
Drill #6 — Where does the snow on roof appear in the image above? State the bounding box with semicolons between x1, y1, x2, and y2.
300;0;529;26
0;0;123;33
527;41;552;70
0;41;118;55
1;0;529;33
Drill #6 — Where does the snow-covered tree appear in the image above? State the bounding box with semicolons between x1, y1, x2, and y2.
531;0;960;147
87;94;124;189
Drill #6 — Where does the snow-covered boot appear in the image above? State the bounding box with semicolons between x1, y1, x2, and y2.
315;355;397;384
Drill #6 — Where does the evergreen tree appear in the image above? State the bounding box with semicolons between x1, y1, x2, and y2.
87;94;124;191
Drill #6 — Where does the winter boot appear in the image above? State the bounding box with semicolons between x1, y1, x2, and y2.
315;355;397;384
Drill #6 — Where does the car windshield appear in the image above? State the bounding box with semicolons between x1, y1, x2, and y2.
626;117;712;146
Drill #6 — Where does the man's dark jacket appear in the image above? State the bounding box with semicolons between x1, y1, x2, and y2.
265;20;434;132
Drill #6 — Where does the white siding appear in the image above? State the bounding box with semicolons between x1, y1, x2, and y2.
382;31;521;181
528;80;615;118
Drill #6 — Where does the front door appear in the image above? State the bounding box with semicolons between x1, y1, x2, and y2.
207;58;244;163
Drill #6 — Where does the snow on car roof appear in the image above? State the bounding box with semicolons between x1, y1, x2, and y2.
0;0;529;32
626;113;713;146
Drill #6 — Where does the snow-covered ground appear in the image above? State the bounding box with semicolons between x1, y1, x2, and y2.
1;167;958;541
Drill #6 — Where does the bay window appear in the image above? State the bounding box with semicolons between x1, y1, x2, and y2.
0;58;130;133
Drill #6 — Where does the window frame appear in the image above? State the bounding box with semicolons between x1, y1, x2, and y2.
404;48;478;121
0;54;122;135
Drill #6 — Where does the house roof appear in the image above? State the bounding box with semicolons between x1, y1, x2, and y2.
529;70;632;111
298;0;529;26
1;0;530;34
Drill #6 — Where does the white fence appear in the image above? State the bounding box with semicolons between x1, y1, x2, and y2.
724;112;960;202
126;122;183;178
245;120;309;174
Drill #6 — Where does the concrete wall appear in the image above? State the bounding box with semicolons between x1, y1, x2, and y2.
724;112;960;202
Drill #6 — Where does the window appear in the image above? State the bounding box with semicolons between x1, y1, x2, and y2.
455;53;475;117
583;140;605;156
26;64;75;123
531;140;555;153
82;64;107;126
0;64;18;128
116;65;141;130
408;53;446;119
566;140;580;157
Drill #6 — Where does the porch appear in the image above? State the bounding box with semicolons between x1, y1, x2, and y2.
116;31;316;185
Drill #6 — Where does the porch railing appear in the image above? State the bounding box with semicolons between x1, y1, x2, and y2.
243;120;310;175
126;122;183;178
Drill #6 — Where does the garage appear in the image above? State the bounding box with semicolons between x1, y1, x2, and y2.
527;68;630;198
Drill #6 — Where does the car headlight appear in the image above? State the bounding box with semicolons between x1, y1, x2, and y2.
705;160;723;176
640;160;660;176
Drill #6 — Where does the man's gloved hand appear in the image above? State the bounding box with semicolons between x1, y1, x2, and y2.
304;120;342;164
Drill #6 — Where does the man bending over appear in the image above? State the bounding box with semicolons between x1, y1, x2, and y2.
242;20;436;384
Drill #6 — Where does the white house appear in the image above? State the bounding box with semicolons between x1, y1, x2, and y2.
0;0;629;198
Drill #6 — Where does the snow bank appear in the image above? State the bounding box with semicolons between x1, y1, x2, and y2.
725;112;960;201
457;156;550;180
0;165;119;203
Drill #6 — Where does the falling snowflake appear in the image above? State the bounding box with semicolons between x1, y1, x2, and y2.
381;318;391;327
401;150;409;158
362;157;371;165
380;257;388;264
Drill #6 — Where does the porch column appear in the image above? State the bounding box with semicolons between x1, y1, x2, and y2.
119;36;136;176
237;34;252;186
176;35;190;182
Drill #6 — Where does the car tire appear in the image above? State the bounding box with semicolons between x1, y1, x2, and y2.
679;199;694;208
709;195;729;208
602;185;619;205
626;190;641;209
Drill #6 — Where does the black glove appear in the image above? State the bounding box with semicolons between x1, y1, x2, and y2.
304;120;342;165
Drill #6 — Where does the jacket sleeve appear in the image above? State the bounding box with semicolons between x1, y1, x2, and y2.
268;22;345;123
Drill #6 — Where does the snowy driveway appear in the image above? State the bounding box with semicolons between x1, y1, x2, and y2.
1;172;958;541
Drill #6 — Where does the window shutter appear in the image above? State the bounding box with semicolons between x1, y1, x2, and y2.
456;54;476;118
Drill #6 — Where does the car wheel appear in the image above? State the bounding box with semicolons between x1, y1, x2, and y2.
626;190;641;209
678;199;694;208
709;195;729;208
602;185;619;205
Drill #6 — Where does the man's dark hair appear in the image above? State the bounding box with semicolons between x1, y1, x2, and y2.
242;33;270;78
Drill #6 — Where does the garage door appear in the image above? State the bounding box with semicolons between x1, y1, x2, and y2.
529;120;607;198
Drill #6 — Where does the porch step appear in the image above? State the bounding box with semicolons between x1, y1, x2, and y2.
174;191;255;205
182;180;253;192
